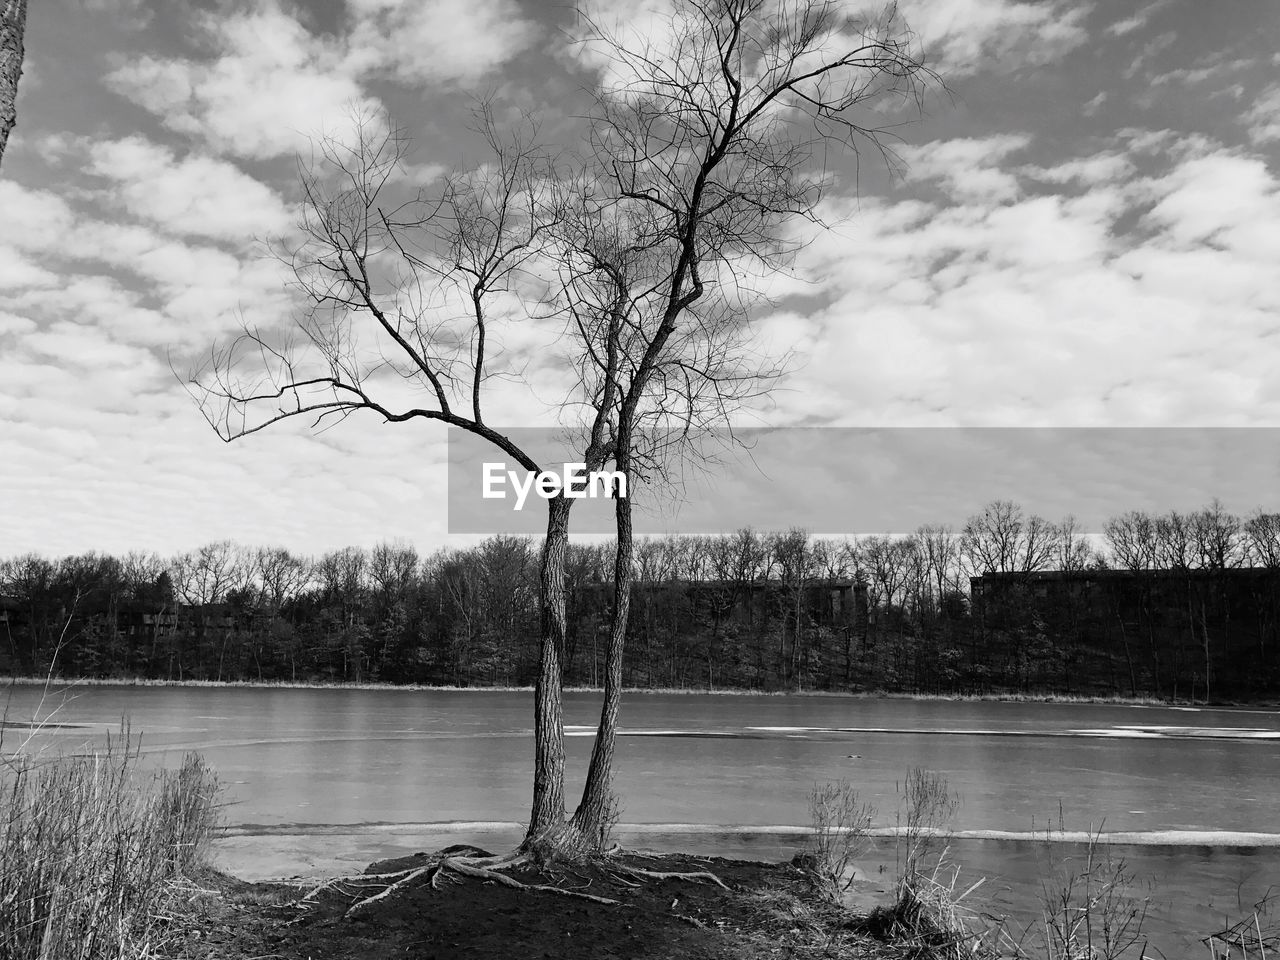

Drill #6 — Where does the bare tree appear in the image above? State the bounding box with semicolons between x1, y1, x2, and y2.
0;0;26;168
170;541;250;606
255;546;314;609
1154;511;1194;570
186;110;592;843
562;0;935;845
1244;511;1280;568
961;500;1055;575
119;551;171;601
369;541;419;603
1053;515;1095;574
187;0;935;858
857;534;915;609
1103;510;1157;571
914;523;961;606
1190;499;1243;570
1188;500;1242;703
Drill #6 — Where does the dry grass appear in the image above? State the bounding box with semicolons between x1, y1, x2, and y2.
0;732;220;960
1203;894;1279;959
805;779;875;903
1031;837;1152;960
838;769;1005;959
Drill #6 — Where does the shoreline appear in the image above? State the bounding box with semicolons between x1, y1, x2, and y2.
5;674;1270;707
176;850;900;960
187;840;1270;959
216;820;1280;848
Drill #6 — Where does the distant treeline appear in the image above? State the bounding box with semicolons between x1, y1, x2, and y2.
3;500;1279;700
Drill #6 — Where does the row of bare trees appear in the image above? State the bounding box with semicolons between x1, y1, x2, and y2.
10;498;1267;616
1104;502;1280;572
5;499;1279;695
6;503;1277;616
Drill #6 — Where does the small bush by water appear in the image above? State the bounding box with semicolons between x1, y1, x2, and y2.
808;771;1167;959
0;734;220;960
804;779;875;902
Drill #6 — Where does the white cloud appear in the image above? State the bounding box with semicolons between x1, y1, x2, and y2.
568;0;1086;96
0;180;79;252
105;0;539;161
1149;57;1254;90
1082;92;1107;116
899;134;1032;202
0;248;60;289
1121;30;1177;81
0;312;37;337
0;179;296;354
13;279;185;348
88;137;292;242
345;0;537;85
1246;84;1280;144
1022;154;1132;186
900;0;1091;76
105;4;378;160
1105;0;1172;38
24;321;161;373
758;135;1280;429
1142;152;1278;253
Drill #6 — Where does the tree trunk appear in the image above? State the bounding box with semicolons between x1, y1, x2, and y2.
571;458;633;848
525;495;572;847
0;0;27;168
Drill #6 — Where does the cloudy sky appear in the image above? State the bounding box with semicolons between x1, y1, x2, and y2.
2;0;1279;558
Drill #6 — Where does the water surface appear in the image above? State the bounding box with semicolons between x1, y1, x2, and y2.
5;685;1277;954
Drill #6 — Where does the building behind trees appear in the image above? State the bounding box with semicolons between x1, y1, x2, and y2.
4;504;1279;700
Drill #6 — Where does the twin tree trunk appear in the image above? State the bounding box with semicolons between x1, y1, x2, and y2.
525;458;635;856
527;495;572;845
570;452;634;845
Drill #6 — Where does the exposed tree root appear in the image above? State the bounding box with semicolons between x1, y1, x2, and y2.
276;842;727;919
441;859;619;906
607;863;730;889
277;851;621;919
286;869;424;904
602;847;729;889
343;865;439;916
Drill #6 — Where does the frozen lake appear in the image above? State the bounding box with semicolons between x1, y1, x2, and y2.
4;684;1277;953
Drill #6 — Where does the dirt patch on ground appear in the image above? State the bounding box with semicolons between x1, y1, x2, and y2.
170;851;893;959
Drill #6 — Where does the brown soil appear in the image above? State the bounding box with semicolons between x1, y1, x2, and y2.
169;851;894;959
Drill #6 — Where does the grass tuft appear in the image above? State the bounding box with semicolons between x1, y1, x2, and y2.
0;733;220;960
804;779;874;904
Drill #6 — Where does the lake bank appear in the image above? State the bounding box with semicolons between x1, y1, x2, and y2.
212;825;1279;958
176;852;901;960
182;839;1274;960
8;673;1272;707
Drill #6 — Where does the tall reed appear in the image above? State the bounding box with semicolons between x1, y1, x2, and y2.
0;733;219;960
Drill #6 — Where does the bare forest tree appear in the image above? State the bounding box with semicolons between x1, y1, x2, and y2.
1053;515;1095;573
1245;511;1280;568
170;541;250;607
1103;511;1158;572
914;524;962;602
254;547;314;608
960;500;1057;575
0;0;25;168
188;0;936;857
